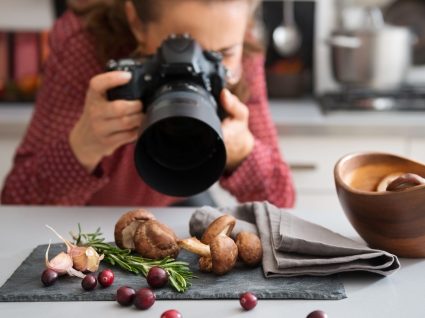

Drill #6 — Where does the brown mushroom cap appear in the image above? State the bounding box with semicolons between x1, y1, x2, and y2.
201;214;236;245
235;231;263;267
386;173;425;192
134;220;180;259
114;209;156;249
209;235;238;275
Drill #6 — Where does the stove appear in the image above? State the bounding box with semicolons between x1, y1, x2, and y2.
319;87;425;113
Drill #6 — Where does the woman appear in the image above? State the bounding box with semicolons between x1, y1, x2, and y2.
1;0;295;207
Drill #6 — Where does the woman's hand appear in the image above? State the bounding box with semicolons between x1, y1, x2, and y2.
220;89;254;171
69;71;144;173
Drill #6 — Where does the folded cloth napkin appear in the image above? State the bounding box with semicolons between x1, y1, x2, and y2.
189;201;400;277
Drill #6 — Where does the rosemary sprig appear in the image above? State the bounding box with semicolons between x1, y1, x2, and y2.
71;224;194;293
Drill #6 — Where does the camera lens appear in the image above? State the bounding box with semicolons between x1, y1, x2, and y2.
134;83;226;197
147;117;218;171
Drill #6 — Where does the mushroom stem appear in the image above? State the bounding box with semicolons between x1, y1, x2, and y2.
178;237;211;257
179;235;238;275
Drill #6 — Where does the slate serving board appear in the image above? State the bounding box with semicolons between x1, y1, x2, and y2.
0;244;346;301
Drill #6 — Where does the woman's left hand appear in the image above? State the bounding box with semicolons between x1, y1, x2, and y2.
220;89;255;171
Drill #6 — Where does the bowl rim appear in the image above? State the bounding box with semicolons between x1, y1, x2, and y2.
334;151;425;196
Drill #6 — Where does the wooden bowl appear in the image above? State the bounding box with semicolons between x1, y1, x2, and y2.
334;152;425;257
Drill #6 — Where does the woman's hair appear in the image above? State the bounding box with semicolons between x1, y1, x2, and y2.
79;0;263;101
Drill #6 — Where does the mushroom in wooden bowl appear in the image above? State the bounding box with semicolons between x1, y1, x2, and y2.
334;152;425;257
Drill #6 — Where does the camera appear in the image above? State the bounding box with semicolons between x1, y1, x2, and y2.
107;34;228;197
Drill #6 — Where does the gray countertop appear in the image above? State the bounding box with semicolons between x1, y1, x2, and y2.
1;100;425;137
0;205;424;318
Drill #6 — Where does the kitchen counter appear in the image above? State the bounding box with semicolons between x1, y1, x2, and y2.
269;99;425;137
0;205;424;318
2;100;425;137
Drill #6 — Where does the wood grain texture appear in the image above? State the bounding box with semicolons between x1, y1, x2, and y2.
335;152;425;257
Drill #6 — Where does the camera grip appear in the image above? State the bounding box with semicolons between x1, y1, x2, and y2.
106;82;139;101
106;59;143;101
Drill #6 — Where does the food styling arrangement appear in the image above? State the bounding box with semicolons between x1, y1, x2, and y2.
31;208;322;318
2;150;425;318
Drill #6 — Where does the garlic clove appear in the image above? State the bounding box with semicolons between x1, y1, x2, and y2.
70;246;90;272
85;247;104;272
45;242;85;278
72;246;104;272
44;242;72;275
45;224;104;272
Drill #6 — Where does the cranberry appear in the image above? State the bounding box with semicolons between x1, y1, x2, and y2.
239;292;258;310
147;266;168;289
134;287;156;310
41;269;58;287
116;286;136;306
81;274;97;291
98;269;114;288
307;310;328;318
161;309;182;318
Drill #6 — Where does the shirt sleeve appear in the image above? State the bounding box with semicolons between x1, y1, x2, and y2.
1;13;109;205
219;54;296;208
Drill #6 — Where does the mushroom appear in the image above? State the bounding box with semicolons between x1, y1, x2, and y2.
179;235;238;275
201;214;236;245
114;209;156;249
235;231;263;267
134;219;180;259
376;172;404;192
386;173;425;192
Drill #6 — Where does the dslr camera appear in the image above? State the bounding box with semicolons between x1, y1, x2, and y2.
107;34;228;197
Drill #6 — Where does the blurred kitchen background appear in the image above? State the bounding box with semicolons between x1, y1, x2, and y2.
1;0;425;209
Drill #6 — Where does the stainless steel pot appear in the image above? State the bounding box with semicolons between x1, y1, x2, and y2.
328;8;412;91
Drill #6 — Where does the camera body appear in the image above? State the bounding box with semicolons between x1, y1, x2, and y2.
107;34;228;197
107;34;227;119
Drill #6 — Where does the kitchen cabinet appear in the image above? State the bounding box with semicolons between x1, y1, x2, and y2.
279;135;406;191
278;135;406;209
408;138;425;162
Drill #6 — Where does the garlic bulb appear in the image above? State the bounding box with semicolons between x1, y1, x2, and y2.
45;225;104;274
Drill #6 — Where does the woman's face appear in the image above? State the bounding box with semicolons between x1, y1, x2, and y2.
127;0;251;83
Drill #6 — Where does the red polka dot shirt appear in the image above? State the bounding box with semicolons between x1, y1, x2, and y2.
1;12;295;207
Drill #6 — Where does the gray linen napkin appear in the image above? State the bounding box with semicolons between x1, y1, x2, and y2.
189;201;400;277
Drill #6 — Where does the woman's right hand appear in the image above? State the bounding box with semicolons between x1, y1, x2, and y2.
69;71;144;173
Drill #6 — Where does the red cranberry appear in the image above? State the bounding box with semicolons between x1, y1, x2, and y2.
307;310;328;318
41;269;58;287
98;269;114;288
147;266;168;289
81;274;97;291
134;287;156;310
239;292;258;310
116;286;136;306
161;309;182;318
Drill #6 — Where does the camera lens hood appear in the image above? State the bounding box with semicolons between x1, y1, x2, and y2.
134;83;226;197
